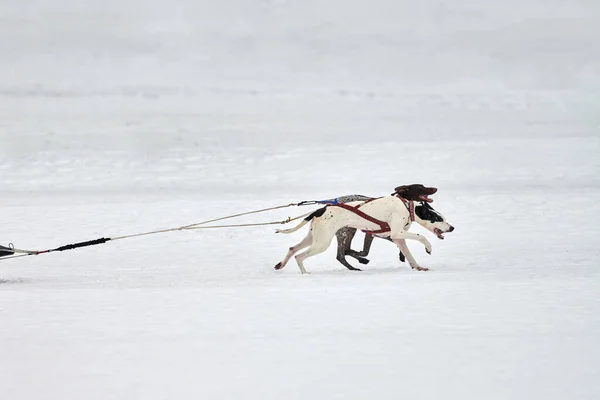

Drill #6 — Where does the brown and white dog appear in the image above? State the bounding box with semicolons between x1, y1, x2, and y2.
333;184;439;270
275;190;454;274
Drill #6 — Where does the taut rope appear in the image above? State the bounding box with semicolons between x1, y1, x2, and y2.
0;203;315;262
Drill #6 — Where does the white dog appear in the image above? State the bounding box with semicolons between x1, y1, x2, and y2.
275;195;454;274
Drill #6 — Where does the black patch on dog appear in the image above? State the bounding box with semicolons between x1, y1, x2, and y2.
305;207;327;221
414;202;444;223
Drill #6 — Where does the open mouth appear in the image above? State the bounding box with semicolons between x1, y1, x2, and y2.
419;187;437;203
434;228;445;240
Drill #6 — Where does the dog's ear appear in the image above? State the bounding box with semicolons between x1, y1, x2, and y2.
394;185;416;194
393;184;426;194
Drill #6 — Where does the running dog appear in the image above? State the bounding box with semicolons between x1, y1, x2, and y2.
275;194;454;274
332;184;439;271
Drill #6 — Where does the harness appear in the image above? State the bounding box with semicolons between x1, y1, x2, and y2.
400;197;416;222
329;196;415;235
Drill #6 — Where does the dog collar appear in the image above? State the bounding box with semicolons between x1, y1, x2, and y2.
398;197;415;222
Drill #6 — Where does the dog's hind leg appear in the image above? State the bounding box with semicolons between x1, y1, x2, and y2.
275;232;313;271
336;242;362;271
335;228;364;270
295;230;337;274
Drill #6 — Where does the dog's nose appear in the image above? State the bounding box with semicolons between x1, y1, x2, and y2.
448;225;455;232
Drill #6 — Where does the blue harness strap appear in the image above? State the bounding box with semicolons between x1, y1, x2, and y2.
315;198;339;205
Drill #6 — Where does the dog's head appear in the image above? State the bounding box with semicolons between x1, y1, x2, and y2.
394;184;437;203
414;201;454;240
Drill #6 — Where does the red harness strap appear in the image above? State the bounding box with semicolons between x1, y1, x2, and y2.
330;196;415;235
363;196;415;223
397;197;415;222
331;200;390;235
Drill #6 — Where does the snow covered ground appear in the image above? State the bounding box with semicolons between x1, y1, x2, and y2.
1;1;600;399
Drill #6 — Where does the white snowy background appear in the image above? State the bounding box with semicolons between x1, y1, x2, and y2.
1;1;599;399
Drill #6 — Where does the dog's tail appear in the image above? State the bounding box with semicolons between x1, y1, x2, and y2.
275;207;327;234
275;219;310;234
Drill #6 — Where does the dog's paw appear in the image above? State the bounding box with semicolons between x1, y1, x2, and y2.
423;240;432;255
358;257;370;265
274;262;283;270
412;265;429;271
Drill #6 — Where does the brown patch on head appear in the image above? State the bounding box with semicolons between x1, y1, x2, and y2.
393;184;438;202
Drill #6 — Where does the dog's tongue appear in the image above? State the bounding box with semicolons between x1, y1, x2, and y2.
420;195;433;202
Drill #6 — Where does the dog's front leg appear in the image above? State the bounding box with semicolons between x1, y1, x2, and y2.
395;239;427;271
355;233;374;258
389;230;432;254
389;224;432;271
344;232;373;265
355;234;405;263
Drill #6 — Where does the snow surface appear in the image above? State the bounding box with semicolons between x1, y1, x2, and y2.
1;1;600;399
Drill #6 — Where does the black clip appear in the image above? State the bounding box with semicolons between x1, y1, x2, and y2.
0;243;15;258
